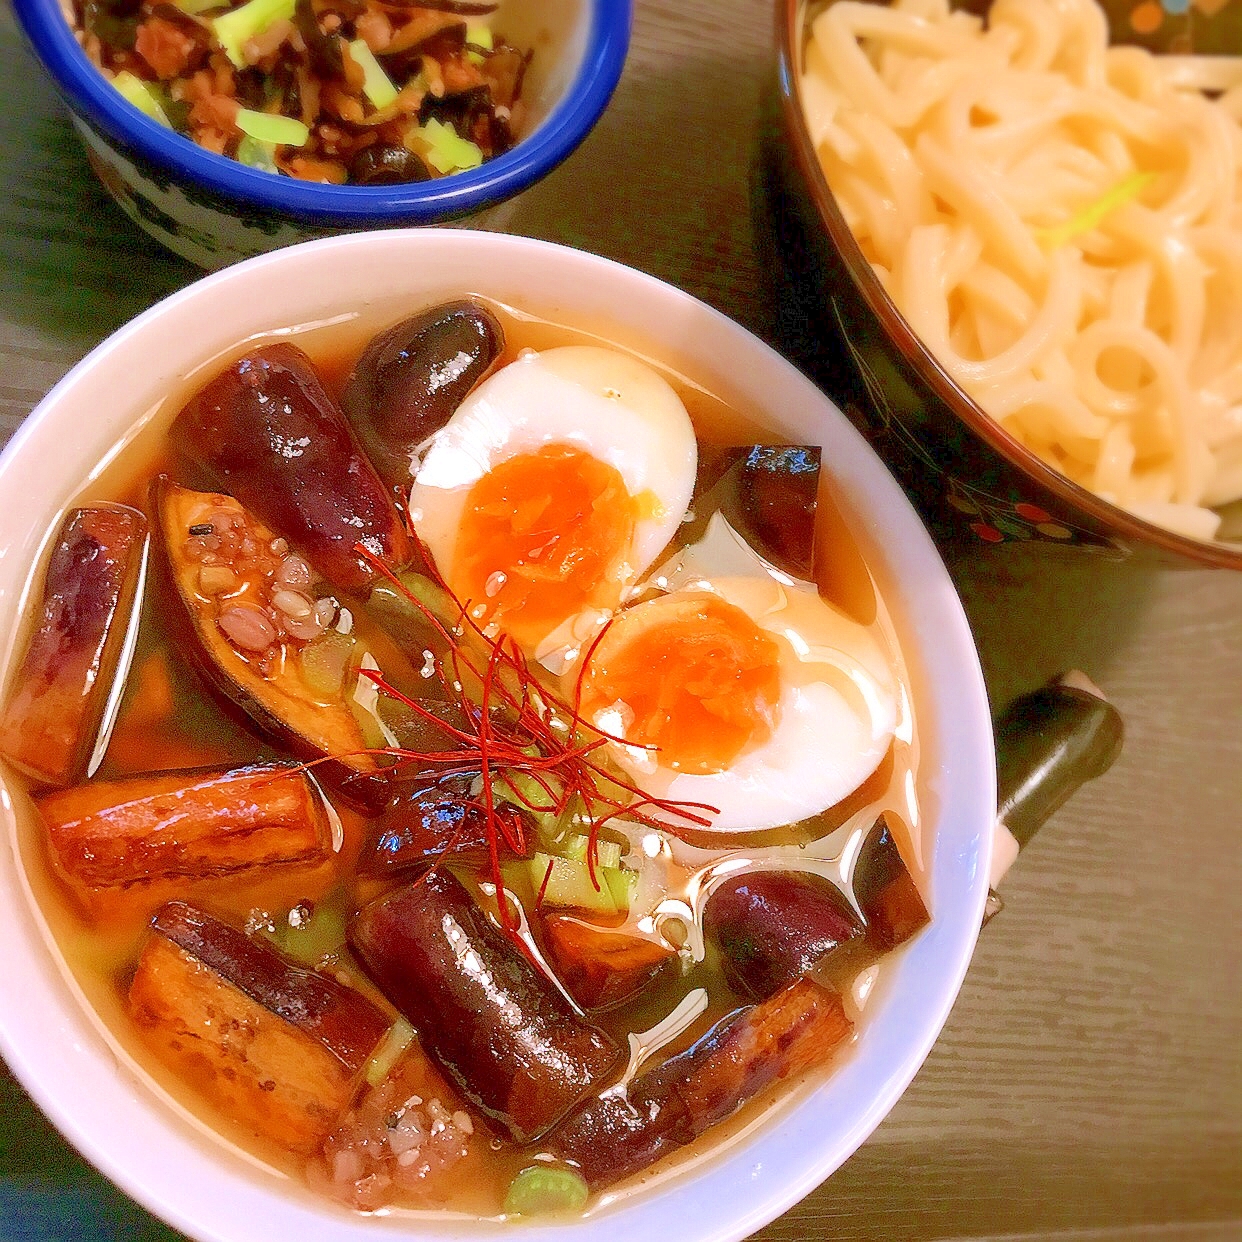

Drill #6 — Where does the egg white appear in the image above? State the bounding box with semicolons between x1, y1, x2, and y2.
589;515;899;833
410;346;697;663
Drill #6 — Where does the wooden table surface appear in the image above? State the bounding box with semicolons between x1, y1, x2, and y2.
1;2;1240;1239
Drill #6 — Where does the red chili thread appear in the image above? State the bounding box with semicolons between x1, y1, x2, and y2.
351;543;720;941
534;857;555;914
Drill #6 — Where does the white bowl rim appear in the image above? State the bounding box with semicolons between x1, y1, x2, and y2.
0;229;995;1242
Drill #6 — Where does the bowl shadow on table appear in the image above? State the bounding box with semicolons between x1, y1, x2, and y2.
748;94;1161;714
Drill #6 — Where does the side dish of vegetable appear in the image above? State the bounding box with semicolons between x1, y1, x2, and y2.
74;0;532;183
0;298;931;1219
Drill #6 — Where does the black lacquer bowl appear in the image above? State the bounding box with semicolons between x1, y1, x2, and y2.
765;0;1242;568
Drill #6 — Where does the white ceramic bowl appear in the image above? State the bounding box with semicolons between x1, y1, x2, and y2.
0;231;994;1242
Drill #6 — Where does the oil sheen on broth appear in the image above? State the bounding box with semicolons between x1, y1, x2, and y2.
3;300;929;1218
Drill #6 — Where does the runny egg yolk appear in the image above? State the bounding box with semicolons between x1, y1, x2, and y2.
452;444;641;647
579;592;783;775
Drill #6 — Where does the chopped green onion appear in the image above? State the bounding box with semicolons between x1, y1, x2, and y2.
259;890;349;965
1037;172;1155;250
111;71;171;127
348;38;399;110
534;795;594;854
173;0;224;14
560;834;622;870
465;21;493;65
503;1165;589;1217
236;134;279;173
524;853;633;914
212;0;295;69
299;631;357;697
350;652;398;749
496;768;558;813
235;107;309;148
370;573;458;630
604;867;637;910
363;1017;416;1088
415;118;484;175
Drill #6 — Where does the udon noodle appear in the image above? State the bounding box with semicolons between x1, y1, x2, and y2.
802;0;1242;541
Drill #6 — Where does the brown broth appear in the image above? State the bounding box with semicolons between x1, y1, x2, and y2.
7;298;924;1219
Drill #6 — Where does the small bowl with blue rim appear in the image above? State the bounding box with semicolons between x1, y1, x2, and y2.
14;0;631;268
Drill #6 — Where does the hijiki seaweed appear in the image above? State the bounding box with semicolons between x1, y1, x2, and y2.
74;0;531;183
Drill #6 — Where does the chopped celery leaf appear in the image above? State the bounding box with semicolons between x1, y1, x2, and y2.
235;108;309;148
111;71;171;127
236;134;279;173
414;118;484;174
348;39;399;110
212;0;296;69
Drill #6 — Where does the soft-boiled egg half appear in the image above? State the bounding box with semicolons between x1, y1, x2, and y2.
410;346;697;665
575;514;899;833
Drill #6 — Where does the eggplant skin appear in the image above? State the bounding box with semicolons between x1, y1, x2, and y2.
150;901;391;1071
171;343;413;595
131;901;391;1155
341;301;504;496
360;775;535;875
685;445;821;580
151;477;391;814
0;505;147;787
349;869;622;1143
853;814;930;952
703;870;863;1000
550;976;853;1190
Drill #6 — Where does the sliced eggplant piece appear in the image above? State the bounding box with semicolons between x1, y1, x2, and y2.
129;901;392;1154
550;977;853;1190
0;505;147;786
853;813;931;952
362;777;535;875
703;870;863;1001
542;916;675;1011
341;301;504;496
349;869;623;1143
171;343;414;594
683;445;820;579
35;763;332;894
153;478;391;812
548;1087;688;1195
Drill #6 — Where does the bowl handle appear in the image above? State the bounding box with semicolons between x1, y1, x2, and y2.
984;673;1124;924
